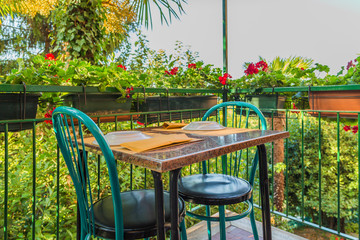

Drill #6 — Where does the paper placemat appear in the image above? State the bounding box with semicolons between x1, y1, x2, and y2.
153;127;258;136
83;133;201;153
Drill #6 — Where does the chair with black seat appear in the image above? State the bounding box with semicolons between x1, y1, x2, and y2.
52;106;187;240
178;101;267;240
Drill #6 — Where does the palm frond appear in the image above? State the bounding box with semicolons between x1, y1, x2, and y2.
270;56;313;72
130;0;187;29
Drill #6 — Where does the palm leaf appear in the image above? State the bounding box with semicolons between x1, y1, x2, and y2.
130;0;187;29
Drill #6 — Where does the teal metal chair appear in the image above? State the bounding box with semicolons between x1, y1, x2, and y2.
178;101;267;240
52;106;187;240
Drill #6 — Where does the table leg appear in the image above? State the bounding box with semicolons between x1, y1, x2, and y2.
170;168;182;240
257;144;272;240
151;171;166;240
77;150;87;240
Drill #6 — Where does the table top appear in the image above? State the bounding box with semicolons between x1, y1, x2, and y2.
83;127;289;172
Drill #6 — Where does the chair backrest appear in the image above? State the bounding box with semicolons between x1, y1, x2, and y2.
202;101;267;185
52;106;124;240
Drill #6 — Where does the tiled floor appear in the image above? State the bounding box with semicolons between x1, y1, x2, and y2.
212;225;263;240
187;210;308;240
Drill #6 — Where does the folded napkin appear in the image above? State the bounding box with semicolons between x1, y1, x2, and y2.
120;134;194;152
162;122;188;129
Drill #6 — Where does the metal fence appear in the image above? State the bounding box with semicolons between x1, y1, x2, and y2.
1;84;360;239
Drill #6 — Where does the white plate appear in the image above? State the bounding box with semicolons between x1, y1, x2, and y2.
182;121;225;131
93;131;152;146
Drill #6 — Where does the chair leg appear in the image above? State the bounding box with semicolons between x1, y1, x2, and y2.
218;205;226;240
206;205;212;240
250;205;259;240
180;219;187;240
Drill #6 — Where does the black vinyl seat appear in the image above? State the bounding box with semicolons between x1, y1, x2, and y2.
94;190;185;239
178;174;252;206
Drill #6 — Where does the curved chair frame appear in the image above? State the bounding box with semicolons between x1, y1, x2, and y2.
181;101;267;240
53;106;124;239
53;106;188;240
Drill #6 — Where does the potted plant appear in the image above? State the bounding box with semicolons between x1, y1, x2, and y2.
232;56;314;116
60;61;136;121
306;57;360;118
4;54;137;125
135;61;224;123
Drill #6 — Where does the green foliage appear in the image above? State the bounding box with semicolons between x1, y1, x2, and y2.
310;56;360;86
53;0;105;62
0;120;158;239
4;55;137;94
286;114;358;230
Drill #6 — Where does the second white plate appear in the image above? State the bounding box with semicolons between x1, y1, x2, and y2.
93;131;152;146
182;121;225;131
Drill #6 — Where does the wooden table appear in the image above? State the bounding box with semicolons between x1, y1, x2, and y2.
83;127;289;240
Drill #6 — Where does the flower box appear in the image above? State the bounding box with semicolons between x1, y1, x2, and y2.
0;93;41;132
309;90;360;118
240;94;286;117
136;95;218;124
63;93;132;121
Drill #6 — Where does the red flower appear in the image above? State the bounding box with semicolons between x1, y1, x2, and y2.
346;60;355;70
44;107;56;124
301;68;305;71
343;125;351;132
117;64;127;70
219;76;226;85
188;63;197;69
219;73;232;85
165;67;179;75
45;53;55;61
170;67;178;75
136;120;145;126
244;63;259;75
292;103;299;114
255;61;268;72
352;125;358;134
125;86;134;98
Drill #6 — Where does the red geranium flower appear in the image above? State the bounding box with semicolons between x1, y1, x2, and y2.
352;125;358;134
219;73;232;85
117;64;127;70
45;53;55;61
44;107;56;124
170;67;178;75
244;63;259;75
125;86;134;98
255;60;268;72
165;67;178;75
343;125;351;132
136;120;145;126
188;63;197;69
346;60;355;70
292;103;299;114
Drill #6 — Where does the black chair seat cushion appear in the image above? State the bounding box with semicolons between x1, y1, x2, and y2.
93;189;185;239
178;174;252;205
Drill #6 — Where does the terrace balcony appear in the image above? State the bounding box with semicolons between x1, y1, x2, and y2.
1;84;359;240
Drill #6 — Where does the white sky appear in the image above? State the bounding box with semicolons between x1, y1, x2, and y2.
139;0;360;78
